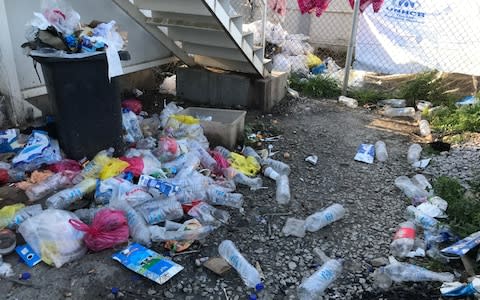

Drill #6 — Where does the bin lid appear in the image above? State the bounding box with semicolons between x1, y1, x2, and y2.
30;49;130;63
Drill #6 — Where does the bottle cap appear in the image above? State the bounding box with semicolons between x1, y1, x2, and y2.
111;287;119;295
249;294;257;300
19;272;31;280
255;283;264;292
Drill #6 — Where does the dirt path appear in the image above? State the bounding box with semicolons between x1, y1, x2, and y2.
3;98;443;300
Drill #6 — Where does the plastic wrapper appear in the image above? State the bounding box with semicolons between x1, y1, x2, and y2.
154;137;180;162
18;209;86;268
124;149;165;177
354;144;375;164
119;156;144;177
69;208;129;252
98;158;129;180
12;131;62;171
140;114;161;137
25;171;77;201
229;152;260;177
121;98;142;115
95;177;152;206
159;102;184;129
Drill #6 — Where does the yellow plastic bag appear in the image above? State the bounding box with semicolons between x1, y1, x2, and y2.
99;158;129;180
306;53;322;68
229;153;261;177
170;115;200;125
0;203;25;229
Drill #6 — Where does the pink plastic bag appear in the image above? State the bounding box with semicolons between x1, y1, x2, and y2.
69;208;129;252
153;137;180;162
47;159;82;173
209;150;230;175
122;99;143;115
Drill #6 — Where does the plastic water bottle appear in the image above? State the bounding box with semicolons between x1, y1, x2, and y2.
188;140;217;170
136;198;184;225
218;240;264;291
373;257;454;289
276;175;291;205
206;186;244;209
262;158;290;175
407;144;422;164
297;259;343;299
383;107;416;118
263;167;280;181
73;207;102;224
25;171;76;201
214;146;231;158
419;120;431;137
149;224;215;242
394;176;429;202
8;204;43;229
242;147;262;163
377;99;406;108
338;96;358;108
406;205;438;231
224;167;263;189
305;204;345;232
188;202;230;225
46;178;96;209
112;201;151;246
390;221;416;257
375;141;388;162
411;174;433;196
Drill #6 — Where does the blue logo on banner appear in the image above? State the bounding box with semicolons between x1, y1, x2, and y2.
385;0;426;22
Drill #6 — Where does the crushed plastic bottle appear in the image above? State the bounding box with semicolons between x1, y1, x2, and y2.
383;107;416;118
338;96;358;108
149;223;215;242
406;205;438;231
375;141;388;162
407;144;422;164
136;198;184;225
419;120;431;137
390;221;416;257
46;178;96;209
188;202;230;225
297;258;343;300
374;257;454;289
394;176;428;203
242;146;262;163
206;186;244;209
263;166;280;181
275;175;291;205
305;204;345;232
219;240;264;291
411;174;433;196
188;140;217;170
261;158;290;175
224;167;263;190
25;171;76;201
377;99;407;108
214;146;231;159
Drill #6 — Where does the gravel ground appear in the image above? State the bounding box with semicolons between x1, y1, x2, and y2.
3;97;478;300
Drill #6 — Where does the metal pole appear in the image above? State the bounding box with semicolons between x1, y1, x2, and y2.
261;0;267;61
342;0;361;95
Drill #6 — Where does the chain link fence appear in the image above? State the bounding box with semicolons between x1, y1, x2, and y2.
236;0;480;93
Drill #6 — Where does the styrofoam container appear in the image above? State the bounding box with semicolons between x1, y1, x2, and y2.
180;107;246;149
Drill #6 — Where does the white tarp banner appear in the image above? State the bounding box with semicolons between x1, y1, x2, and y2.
354;0;480;75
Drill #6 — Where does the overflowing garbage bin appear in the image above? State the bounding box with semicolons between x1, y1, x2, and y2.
31;51;127;160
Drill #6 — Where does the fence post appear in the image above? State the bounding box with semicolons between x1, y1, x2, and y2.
342;0;361;95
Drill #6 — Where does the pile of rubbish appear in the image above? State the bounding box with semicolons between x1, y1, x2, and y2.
243;20;332;75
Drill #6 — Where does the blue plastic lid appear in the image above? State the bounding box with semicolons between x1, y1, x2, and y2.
20;272;31;280
249;294;257;300
111;287;119;295
255;283;264;292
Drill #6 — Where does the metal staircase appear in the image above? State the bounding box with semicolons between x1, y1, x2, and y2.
114;0;271;77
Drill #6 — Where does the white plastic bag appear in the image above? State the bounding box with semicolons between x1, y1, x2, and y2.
272;54;292;72
40;0;81;35
18;209;86;268
159;102;184;128
159;75;177;96
288;55;308;74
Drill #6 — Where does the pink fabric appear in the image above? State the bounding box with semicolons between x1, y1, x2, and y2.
348;0;384;13
268;0;287;16
297;0;333;17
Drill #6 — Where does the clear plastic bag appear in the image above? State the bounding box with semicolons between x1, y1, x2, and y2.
18;209;87;268
40;0;81;35
122;110;144;143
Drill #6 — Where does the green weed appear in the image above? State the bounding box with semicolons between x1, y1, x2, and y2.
433;176;480;237
428;105;480;134
289;74;341;99
346;88;395;106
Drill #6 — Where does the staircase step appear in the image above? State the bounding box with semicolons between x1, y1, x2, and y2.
167;27;236;49
146;17;222;31
182;42;247;62
151;11;219;27
134;0;210;16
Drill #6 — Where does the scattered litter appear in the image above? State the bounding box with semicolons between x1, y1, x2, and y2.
112;243;183;285
405;248;426;258
412;158;431;169
390;221;415;257
354;144;375;164
159;75;177;96
298;256;342;300
305;155;318;165
282;218;306;238
19;272;31;280
15;244;42;267
441;231;480;256
338;96;358;108
456;96;479;106
287;88;300;98
416;100;432;111
377;99;406;108
441;277;480;297
195;257;209;267
374;257;454;289
305;204;345;232
375;141;388;162
203;257;232;276
407;144;422;164
417;202;446;219
382;107;415;119
0;255;13;277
